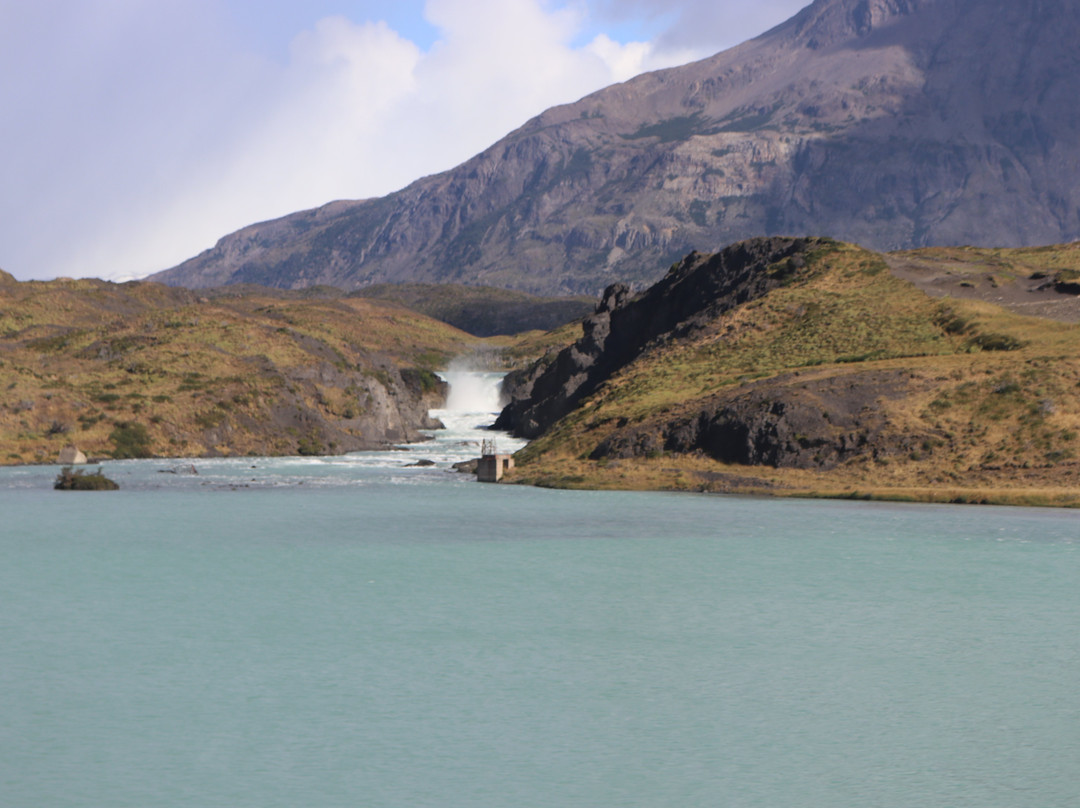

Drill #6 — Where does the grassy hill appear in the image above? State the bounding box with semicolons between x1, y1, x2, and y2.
499;240;1080;507
0;278;484;464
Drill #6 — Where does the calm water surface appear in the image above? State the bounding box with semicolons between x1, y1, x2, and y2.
1;386;1078;807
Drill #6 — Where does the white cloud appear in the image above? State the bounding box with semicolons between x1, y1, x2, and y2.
593;0;809;51
585;33;704;82
84;16;427;283
0;0;722;282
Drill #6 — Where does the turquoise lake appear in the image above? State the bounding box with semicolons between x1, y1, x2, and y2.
2;387;1079;807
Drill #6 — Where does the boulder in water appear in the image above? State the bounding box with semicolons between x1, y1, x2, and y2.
57;446;87;465
159;464;199;475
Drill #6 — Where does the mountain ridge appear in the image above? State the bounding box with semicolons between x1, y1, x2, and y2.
152;0;1080;295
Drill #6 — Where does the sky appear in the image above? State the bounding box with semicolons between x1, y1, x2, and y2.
0;0;808;282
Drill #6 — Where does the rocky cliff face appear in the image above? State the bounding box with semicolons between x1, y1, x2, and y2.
152;0;1080;296
205;362;447;458
588;368;932;469
495;235;948;470
494;237;820;437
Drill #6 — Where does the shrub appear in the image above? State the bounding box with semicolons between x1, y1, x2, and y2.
78;412;105;428
935;306;972;335
194;409;226;429
109;421;153;458
966;333;1024;352
54;467;119;491
402;368;442;395
297;430;324;456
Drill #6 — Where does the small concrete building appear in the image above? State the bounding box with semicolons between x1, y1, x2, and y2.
477;453;514;482
477;438;514;482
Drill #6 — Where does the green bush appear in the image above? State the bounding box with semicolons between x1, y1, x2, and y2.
966;333;1024;352
109;421;153;458
54;467;119;490
297;430;324;456
194;409;226;429
402;368;442;395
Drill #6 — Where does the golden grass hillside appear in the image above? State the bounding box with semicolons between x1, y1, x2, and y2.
0;279;483;464
503;240;1080;507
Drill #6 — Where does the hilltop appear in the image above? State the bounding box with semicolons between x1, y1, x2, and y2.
153;0;1080;295
496;238;1080;507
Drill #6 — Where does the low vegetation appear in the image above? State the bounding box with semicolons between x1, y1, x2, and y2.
54;466;118;491
0;280;467;463
0;276;583;465
503;240;1080;507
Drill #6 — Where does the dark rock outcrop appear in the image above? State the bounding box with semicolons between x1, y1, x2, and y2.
495;237;819;438
591;369;934;469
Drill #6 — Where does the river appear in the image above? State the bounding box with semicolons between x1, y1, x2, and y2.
1;373;1077;807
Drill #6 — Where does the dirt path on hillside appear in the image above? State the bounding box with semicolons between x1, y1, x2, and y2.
886;254;1080;323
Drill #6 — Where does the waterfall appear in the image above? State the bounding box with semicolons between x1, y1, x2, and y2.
406;368;528;464
438;370;504;414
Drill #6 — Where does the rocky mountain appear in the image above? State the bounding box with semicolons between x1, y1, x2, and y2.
152;0;1080;296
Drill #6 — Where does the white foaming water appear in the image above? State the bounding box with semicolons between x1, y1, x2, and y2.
439;369;504;413
428;370;526;459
